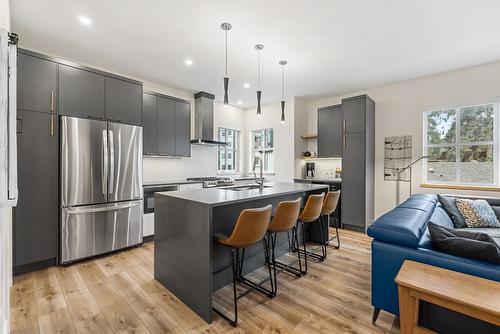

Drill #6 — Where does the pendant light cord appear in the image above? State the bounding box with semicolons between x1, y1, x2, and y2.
257;49;261;90
281;65;285;100
225;29;228;77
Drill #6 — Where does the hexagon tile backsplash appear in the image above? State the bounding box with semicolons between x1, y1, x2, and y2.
143;145;218;183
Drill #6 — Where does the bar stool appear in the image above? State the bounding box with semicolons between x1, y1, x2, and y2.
266;198;302;293
321;191;341;249
212;204;273;327
294;193;326;274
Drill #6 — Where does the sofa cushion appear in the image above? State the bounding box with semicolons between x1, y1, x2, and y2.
438;194;467;228
455;199;500;228
418;206;454;249
428;223;500;264
457;227;500;245
368;195;437;248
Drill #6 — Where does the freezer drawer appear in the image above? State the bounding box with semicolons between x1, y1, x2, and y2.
60;200;143;263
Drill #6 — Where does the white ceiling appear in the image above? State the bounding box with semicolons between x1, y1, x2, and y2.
11;0;500;108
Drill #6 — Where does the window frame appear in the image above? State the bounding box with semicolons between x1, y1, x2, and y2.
423;100;499;187
250;128;275;174
217;127;241;173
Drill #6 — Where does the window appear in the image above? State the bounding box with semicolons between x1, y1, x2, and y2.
218;128;240;172
251;128;274;173
423;102;498;186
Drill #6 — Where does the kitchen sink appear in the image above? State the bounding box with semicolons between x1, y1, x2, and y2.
224;184;273;191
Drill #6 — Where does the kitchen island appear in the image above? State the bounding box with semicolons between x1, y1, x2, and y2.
154;182;328;323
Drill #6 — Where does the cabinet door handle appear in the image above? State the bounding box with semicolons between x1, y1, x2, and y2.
50;91;55;113
50;115;54;137
343;120;346;133
343;135;346;149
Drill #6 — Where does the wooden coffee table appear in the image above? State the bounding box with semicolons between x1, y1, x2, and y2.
395;260;500;334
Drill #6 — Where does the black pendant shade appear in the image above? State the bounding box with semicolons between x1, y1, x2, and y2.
280;100;285;123
221;22;232;106
256;90;262;116
223;77;229;105
279;60;287;123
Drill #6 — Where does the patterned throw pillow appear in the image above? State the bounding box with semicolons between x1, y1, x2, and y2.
455;199;500;228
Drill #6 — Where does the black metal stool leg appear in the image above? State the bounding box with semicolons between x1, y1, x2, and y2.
213;247;238;326
327;212;341;249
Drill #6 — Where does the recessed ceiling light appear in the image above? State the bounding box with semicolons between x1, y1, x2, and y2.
78;16;92;26
185;59;193;66
237;101;243;105
243;83;250;88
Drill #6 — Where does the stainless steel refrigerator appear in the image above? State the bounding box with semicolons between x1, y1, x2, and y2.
60;116;143;263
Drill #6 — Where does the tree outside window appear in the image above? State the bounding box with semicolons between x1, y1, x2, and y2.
424;103;497;186
252;128;274;173
218;128;240;172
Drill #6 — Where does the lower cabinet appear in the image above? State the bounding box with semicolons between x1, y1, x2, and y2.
13;110;58;274
341;132;366;230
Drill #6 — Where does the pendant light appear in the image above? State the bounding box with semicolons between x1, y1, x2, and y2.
279;60;287;123
255;44;264;116
221;22;232;105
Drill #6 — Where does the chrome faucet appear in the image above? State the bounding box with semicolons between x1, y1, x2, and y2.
253;156;264;191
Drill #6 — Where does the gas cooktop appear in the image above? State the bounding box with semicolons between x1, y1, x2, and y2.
186;177;235;188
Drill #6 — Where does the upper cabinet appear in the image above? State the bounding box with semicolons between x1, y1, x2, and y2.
142;93;157;154
142;91;191;157
157;96;176;156
317;104;343;157
19;50;142;125
59;64;106;120
17;52;57;114
105;77;142;125
175;100;191;157
343;96;366;134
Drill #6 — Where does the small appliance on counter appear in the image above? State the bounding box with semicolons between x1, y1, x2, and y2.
305;162;316;178
335;167;342;179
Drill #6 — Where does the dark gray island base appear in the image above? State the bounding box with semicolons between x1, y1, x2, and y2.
154;182;328;323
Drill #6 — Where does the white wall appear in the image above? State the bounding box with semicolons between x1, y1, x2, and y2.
245;99;295;182
0;1;11;332
306;60;500;218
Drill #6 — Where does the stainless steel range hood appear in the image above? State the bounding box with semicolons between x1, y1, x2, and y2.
191;91;227;146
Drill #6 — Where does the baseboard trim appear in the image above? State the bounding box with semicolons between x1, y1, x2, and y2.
14;258;56;276
143;235;154;243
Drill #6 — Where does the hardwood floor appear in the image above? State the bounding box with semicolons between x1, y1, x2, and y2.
10;229;399;334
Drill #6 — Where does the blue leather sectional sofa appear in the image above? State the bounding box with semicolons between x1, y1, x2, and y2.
367;193;500;333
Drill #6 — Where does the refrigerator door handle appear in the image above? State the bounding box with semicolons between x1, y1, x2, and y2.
108;129;115;194
102;130;108;196
63;201;141;215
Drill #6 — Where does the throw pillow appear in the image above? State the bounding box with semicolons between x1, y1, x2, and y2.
428;222;500;264
455;199;500;228
438;194;467;228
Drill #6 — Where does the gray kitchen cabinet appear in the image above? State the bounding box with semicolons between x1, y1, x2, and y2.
59;64;105;119
175;100;191;157
105;77;142;125
17;52;57;114
157;96;176;156
340;95;375;232
343;95;367;134
142;91;191;157
13;110;58;273
318;107;334;157
143;93;157;154
341;132;366;229
318;104;343;157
